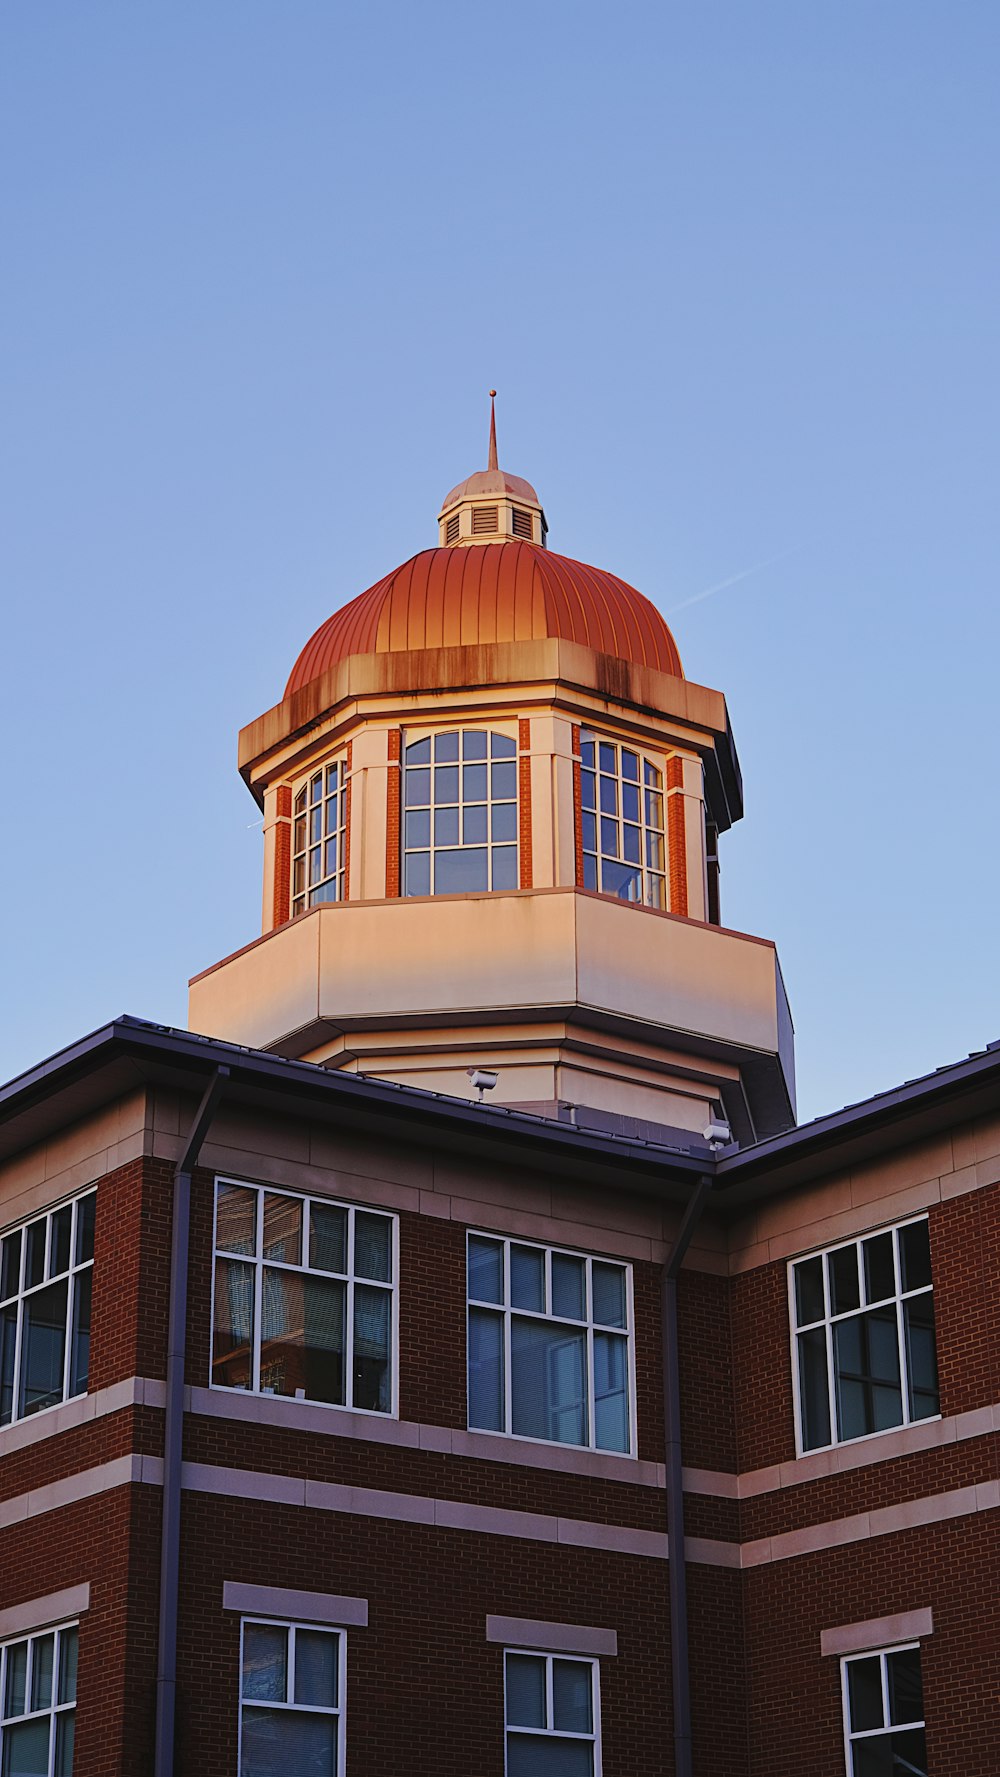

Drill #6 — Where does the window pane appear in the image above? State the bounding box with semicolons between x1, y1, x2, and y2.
309;1204;347;1276
580;771;596;810
623;779;641;823
404;810;430;849
240;1706;337;1777
263;1195;301;1266
834;1310;902;1440
600;817;618;856
213;1258;255;1390
507;1739;593;1777
851;1742;895;1777
847;1655;884;1731
491;803;516;843
58;1628;78;1705
580;738;595;767
794;1257;824;1327
468;1236;503;1304
464;805;488;843
435;807;460;846
888;1728;927;1774
645;790;663;828
29;1636;53;1712
434;765;459;803
623;823;641;864
490;732;515;758
510;1245;545;1312
551;1254;585;1321
54;1714;74;1777
583;855;598;891
294;1630;339;1708
19;1279;68;1417
552;1660;593;1733
598;743;615;774
404;852;430;896
1;1304;17;1426
4;1641;27;1716
511;1318;587;1445
259;1272;345;1406
70;1269;92;1397
797;1326;831;1451
602;859;642;902
1;1232;21;1302
592;1269;626;1333
468;1308;503;1431
581;812;597;853
435;849;488;893
1;1717;51;1777
242;1624;288;1701
505;1654;545;1728
463;763;488;801
594;1331;629;1452
492;847;517;890
355;1213;392;1282
599;776;617;816
863;1233;895;1304
491;761;516;799
434;731;459;762
353;1285;390;1411
24;1223;45;1291
829;1245;860;1314
217;1184;257;1257
50;1209;72;1279
904;1296;939;1421
404;768;430;807
405;737;431;764
899;1221;932;1293
886;1648;923;1726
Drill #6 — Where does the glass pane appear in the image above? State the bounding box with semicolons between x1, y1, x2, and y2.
309;847;322;885
583;855;598;891
491;761;516;800
354;1213;391;1282
309;1204;347;1276
434;765;459;803
4;1641;27;1716
551;1254;585;1320
492;847;517;890
505;1654;545;1728
829;1245;861;1315
323;839;338;877
600;817;619;857
54;1714;75;1777
240;1706;337;1777
794;1257;824;1327
863;1233;895;1304
24;1223;45;1291
310;810;322;847
510;1245;545;1312
491;802;516;843
594;1331;629;1452
243;1623;288;1700
886;1648;923;1726
404;810;430;849
58;1627;78;1705
309;774;322;804
851;1741;895;1777
621;749;639;782
581;812;597;853
259;1271;345;1405
904;1296;939;1421
645;790;663;828
468;1307;503;1431
263;1195;301;1266
435;849;488;893
580;737;595;767
435;807;460;846
295;1630;338;1708
797;1326;831;1451
404;768;430;807
464;805;488;844
405;737;431;764
1;1232;21;1302
468;1237;503;1304
463;763;488;801
599;778;617;816
646;831;664;870
353;1285;390;1411
847;1655;884;1731
213;1258;255;1390
507;1739;593;1777
465;730;490;760
1;1304;17;1427
553;1660;593;1733
404;851;430;896
889;1727;927;1773
592;1263;626;1328
647;872;666;910
294;818;306;854
490;732;515;758
49;1209;72;1278
1;1717;50;1777
511;1318;587;1445
19;1279;68;1417
623;824;641;864
835;1310;902;1440
70;1269;92;1397
602;858;642;902
434;731;459;762
899;1221;932;1293
622;782;640;823
598;743;615;774
311;879;337;908
217;1184;257;1257
580;771;596;810
29;1636;53;1712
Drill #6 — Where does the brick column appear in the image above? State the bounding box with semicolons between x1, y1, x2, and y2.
386;728;402;898
518;718;533;890
666;756;689;917
272;784;293;927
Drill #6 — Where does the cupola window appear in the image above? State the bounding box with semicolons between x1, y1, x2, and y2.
292;761;348;914
445;512;460;545
403;729;517;895
580;733;666;909
511;507;533;540
471;505;499;535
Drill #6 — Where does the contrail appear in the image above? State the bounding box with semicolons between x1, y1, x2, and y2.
666;545;801;617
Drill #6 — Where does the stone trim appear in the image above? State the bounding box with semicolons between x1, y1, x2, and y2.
223;1581;368;1627
820;1608;933;1658
486;1615;617;1657
571;723;584;886
343;740;353;902
0;1376;165;1462
0;1586;91;1642
518;717;533;889
385;727;402;897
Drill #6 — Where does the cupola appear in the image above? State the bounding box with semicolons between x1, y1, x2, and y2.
437;393;547;549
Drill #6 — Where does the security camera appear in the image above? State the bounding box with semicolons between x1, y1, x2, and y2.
467;1067;499;1102
703;1119;731;1152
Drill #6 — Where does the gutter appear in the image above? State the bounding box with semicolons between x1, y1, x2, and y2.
661;1173;714;1777
153;1065;229;1777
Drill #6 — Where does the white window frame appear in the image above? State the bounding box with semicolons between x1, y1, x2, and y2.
467;1232;637;1458
0;1191;95;1430
291;756;349;916
401;725;519;898
0;1620;78;1776
211;1178;399;1418
503;1649;602;1776
788;1215;939;1457
579;730;667;910
238;1617;346;1777
840;1642;926;1775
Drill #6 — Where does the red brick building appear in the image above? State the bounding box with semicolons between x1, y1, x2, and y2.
1;421;995;1775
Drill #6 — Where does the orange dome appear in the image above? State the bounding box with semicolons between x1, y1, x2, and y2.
285;541;683;696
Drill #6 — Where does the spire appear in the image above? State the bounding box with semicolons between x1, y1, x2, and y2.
487;390;498;471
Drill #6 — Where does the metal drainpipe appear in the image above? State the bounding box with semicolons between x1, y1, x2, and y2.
154;1065;229;1777
662;1173;714;1777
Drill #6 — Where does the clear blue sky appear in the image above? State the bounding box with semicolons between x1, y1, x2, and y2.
1;2;997;1123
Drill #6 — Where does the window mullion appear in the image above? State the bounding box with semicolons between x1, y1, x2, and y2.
252;1190;264;1395
346;1207;355;1411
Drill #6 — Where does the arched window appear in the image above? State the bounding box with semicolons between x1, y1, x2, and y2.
580;732;666;908
403;730;518;895
292;761;348;914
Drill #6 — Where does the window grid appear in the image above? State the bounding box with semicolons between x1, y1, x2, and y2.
212;1179;397;1418
841;1644;926;1777
0;1193;95;1429
579;733;666;909
0;1622;78;1777
467;1233;635;1456
292;761;348;916
402;729;518;897
504;1650;601;1777
790;1217;939;1456
239;1618;345;1777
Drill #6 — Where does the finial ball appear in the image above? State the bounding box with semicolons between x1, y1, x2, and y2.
489;389;497;398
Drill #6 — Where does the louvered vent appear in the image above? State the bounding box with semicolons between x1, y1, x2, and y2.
512;507;533;539
445;513;460;545
471;505;499;535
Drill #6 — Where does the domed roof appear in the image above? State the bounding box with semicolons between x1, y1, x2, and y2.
285;540;683;696
439;466;541;511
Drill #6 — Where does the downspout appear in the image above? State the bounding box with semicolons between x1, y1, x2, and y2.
662;1173;713;1777
154;1066;229;1777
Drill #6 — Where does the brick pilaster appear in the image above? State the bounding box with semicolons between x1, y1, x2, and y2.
273;784;292;926
666;755;688;916
518;718;533;890
386;729;402;897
